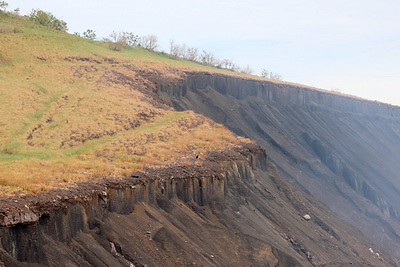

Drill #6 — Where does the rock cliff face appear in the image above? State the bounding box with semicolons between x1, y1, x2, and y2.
159;71;400;259
160;72;400;117
2;70;400;266
0;146;395;266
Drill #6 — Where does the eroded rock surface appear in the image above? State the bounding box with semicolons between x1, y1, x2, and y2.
0;145;396;266
159;71;400;260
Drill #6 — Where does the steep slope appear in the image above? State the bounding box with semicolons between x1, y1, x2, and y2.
0;11;248;194
1;11;400;266
160;72;400;259
0;145;395;266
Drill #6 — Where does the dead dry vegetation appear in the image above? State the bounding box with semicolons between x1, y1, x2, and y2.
0;13;253;195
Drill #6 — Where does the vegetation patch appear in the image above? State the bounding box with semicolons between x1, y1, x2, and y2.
27;9;67;32
0;13;254;195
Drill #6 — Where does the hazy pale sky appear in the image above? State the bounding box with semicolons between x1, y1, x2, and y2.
8;0;400;106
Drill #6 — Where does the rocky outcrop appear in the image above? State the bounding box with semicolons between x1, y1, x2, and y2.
1;70;400;266
157;71;400;260
158;72;400;117
0;145;395;266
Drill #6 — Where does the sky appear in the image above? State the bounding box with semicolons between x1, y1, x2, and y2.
7;0;400;106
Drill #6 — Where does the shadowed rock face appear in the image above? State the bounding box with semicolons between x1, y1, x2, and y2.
2;70;400;266
159;72;400;259
0;150;395;266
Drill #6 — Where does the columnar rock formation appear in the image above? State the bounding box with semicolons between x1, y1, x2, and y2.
159;72;400;259
0;146;394;266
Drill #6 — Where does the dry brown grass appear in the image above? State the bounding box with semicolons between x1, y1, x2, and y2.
0;23;22;33
0;15;254;195
0;110;251;194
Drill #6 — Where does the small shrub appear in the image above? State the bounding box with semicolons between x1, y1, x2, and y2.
140;35;158;51
169;41;186;58
108;39;126;51
240;65;253;75
11;8;19;15
261;68;282;81
0;1;8;12
185;47;199;61
82;29;96;40
122;32;140;47
200;50;218;67
104;31;126;51
27;9;68;32
104;31;141;51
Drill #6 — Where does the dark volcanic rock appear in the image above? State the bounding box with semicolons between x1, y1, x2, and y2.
158;71;400;260
0;148;395;266
2;71;400;266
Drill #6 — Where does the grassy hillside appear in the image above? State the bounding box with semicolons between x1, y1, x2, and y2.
0;11;251;194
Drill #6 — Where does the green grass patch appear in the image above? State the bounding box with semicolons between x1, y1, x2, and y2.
134;111;187;133
10;91;65;139
0;142;56;161
33;83;48;94
63;135;116;157
0;142;23;155
63;111;187;157
0;150;55;161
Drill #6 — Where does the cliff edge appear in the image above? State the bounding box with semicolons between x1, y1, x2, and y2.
159;71;400;260
0;143;395;266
